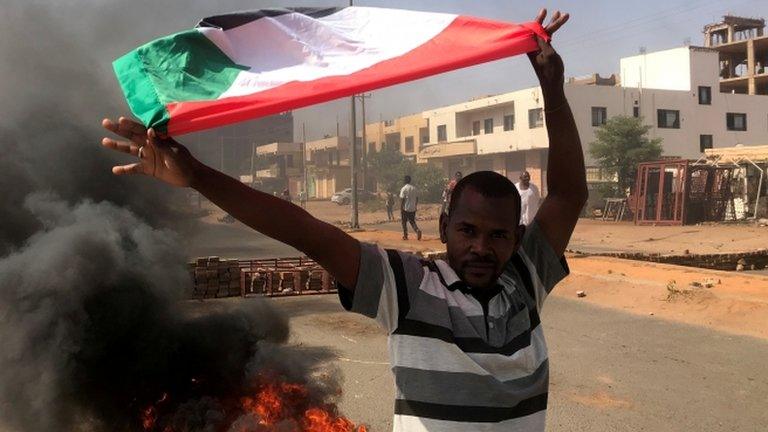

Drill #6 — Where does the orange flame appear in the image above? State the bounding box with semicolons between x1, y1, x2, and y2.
240;376;367;432
141;375;367;432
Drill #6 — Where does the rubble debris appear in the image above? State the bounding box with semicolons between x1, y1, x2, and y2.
577;290;587;298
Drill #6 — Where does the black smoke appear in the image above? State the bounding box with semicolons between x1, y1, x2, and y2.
0;1;342;431
0;195;339;431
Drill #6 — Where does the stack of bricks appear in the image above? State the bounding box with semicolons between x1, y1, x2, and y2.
191;257;242;298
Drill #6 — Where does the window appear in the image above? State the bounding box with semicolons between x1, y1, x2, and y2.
472;120;481;136
698;86;712;105
699;135;713;153
286;154;294;168
404;136;414;153
633;106;640;118
484;118;494;134
528;108;544;128
419;127;429;144
657;109;680;129
503;114;514;131
591;107;607;126
727;113;747;131
437;124;447;142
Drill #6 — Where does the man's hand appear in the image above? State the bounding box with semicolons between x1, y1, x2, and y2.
101;117;201;187
528;9;569;103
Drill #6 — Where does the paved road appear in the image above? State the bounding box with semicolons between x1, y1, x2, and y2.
269;294;768;432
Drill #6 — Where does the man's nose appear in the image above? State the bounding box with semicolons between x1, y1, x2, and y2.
470;235;492;256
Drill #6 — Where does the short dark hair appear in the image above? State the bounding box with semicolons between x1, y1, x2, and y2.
448;171;521;222
404;175;412;184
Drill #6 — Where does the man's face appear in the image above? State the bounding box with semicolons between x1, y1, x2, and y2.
520;173;530;186
440;188;524;290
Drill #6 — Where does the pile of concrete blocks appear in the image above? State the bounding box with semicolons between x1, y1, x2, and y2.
191;257;242;298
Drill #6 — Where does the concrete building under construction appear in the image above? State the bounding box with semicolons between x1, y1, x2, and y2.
704;15;768;95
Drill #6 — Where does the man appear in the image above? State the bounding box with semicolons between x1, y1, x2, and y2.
101;9;585;431
385;192;395;222
440;170;463;214
515;171;541;226
281;188;291;202
399;175;422;241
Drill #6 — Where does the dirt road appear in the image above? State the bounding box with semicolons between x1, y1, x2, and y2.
270;294;768;432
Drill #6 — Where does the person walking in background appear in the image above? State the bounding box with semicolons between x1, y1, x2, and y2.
515;171;541;225
298;189;307;208
281;188;292;203
385;192;395;222
399;175;422;240
441;171;463;214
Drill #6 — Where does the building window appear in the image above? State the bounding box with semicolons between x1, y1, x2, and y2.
591;107;607;126
419;127;429;144
528;108;544;128
698;86;712;105
472;120;481;136
657;109;680;129
484;118;494;134
633;106;640;118
404;136;414;153
437;124;447;142
503;114;514;131
286;154;294;168
699;135;713;153
727;113;747;131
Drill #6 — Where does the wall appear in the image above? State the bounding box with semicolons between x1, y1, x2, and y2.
621;47;694;91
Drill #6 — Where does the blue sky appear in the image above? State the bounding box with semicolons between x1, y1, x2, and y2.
285;0;766;140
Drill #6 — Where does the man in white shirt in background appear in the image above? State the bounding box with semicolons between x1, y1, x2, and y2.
399;175;422;241
515;171;541;226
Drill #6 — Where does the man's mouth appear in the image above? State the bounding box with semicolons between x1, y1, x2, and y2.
464;261;496;270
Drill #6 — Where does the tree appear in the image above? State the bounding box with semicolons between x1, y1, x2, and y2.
367;146;445;202
589;116;662;196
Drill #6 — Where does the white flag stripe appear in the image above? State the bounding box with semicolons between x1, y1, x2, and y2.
199;7;457;99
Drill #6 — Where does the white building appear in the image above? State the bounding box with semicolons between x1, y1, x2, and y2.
418;45;768;193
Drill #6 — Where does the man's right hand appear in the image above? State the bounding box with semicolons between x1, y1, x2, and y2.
101;117;202;188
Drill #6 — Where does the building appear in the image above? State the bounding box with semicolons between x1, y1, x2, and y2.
305;136;351;199
418;41;768;194
183;112;294;178
251;142;304;196
364;113;429;161
704;15;768;95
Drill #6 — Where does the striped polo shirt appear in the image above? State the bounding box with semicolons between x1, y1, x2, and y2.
339;221;569;431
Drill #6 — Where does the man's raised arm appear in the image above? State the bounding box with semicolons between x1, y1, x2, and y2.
528;9;589;256
101;118;361;289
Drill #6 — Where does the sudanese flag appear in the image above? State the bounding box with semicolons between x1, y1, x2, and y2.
113;6;549;135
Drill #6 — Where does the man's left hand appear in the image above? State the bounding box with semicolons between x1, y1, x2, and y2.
528;9;569;97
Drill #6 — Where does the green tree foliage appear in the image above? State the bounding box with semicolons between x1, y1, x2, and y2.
589;116;663;196
367;146;445;203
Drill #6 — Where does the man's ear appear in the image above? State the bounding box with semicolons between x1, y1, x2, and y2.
439;212;448;244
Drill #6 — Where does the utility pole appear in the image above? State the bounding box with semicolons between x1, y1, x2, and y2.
356;93;371;191
250;142;256;186
220;136;224;173
349;0;360;229
302;122;308;200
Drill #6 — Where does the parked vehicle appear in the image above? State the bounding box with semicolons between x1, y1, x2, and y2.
331;188;375;205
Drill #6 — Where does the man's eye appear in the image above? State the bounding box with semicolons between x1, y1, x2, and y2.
492;232;508;239
459;227;474;234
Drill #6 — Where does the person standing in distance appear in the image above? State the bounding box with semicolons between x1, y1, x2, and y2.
399;175;422;240
515;171;541;226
